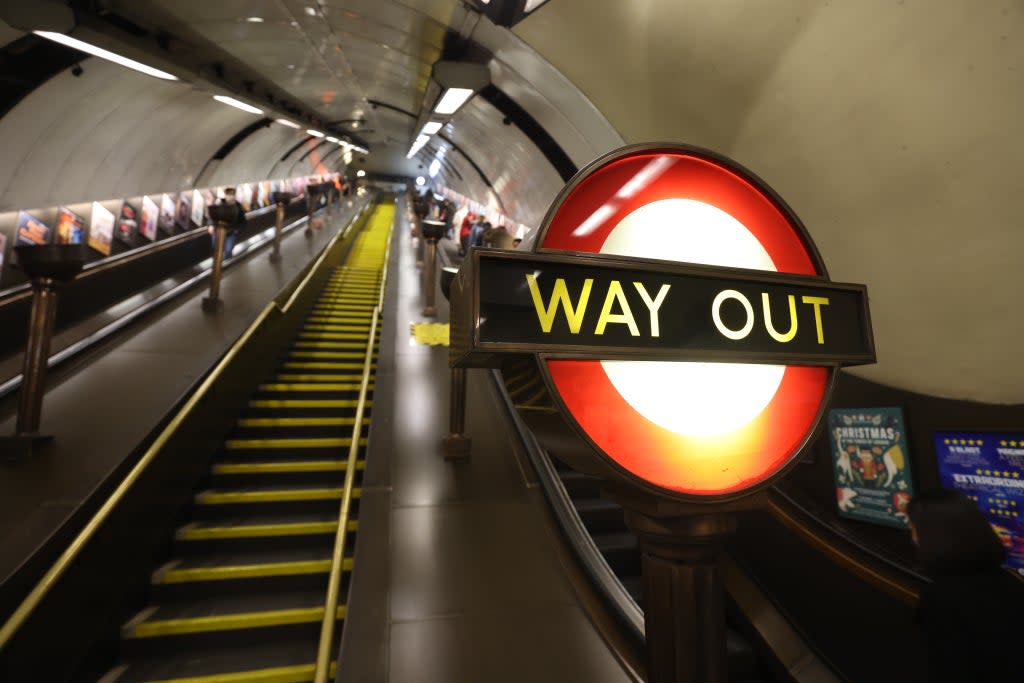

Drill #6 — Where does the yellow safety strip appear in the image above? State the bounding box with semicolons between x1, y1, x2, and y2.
195;488;361;504
247;399;368;409
211;459;365;475
258;383;369;392
282;362;366;370
143;661;336;683
224;437;353;450
292;342;371;350
271;375;364;384
178;520;357;541
128;605;347;638
237;417;359;427
155;557;354;584
286;352;365;360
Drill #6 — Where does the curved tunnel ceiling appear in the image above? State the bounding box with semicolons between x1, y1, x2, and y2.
0;0;1018;406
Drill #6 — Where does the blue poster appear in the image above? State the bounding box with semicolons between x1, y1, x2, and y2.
935;433;1024;575
829;407;914;528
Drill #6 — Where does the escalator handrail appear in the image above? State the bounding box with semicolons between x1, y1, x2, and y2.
0;202;369;651
765;488;927;606
488;368;647;642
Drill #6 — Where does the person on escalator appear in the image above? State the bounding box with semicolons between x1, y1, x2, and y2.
907;488;1024;682
209;187;247;258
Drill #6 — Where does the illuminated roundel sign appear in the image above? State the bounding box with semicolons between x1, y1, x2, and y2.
450;143;875;500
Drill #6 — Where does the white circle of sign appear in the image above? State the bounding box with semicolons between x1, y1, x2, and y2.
599;198;786;437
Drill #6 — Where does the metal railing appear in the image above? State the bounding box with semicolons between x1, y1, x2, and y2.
0;200;371;651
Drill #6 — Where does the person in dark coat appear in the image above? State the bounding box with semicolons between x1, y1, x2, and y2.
908;488;1024;682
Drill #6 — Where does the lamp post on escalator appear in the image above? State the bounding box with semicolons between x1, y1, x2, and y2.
270;191;295;263
305;183;324;237
419;219;445;317
440;265;470;459
201;203;239;312
0;244;90;456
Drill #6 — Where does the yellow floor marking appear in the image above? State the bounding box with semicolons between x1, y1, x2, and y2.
410;322;450;346
156;557;354;584
178;520;357;541
195;488;362;504
143;661;336;683
237;416;361;427
128;605;347;638
212;459;365;474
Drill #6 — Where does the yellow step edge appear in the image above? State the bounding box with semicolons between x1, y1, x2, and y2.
300;331;377;340
292;342;371;350
247;399;369;409
303;318;372;325
224;437;357;449
127;605;347;638
302;325;371;332
283;362;366;370
286;352;366;360
178;520;358;541
272;375;364;383
237;416;361;427
258;383;369;391
155;557;354;584
212;459;365;474
142;661;337;683
195;488;362;504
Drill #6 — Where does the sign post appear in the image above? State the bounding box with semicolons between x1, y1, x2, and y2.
449;144;875;682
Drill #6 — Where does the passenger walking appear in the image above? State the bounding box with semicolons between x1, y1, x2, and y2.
908;488;1024;682
211;187;247;258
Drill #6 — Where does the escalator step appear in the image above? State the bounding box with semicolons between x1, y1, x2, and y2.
211;461;362;475
99;646;335;683
177;518;357;542
195;487;359;504
257;383;370;392
152;556;352;585
236;417;361;427
224;437;362;450
123;603;346;639
248;399;368;408
281;362;366;370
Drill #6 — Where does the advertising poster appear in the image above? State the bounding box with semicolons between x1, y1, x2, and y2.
935;433;1024;574
256;181;268;208
88;201;115;256
56;207;85;244
828;407;914;529
16;210;50;246
176;191;191;231
159;193;176;233
0;231;7;278
238;183;253;212
190;189;205;227
139;195;159;241
116;201;139;245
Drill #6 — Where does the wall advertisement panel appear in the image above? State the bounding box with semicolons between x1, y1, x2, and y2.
0;231;7;278
935;433;1024;574
159;193;176;234
190;189;204;227
56;207;85;244
828;407;914;528
88;201;115;255
116;201;139;245
140;196;159;241
176;191;191;231
16;211;50;246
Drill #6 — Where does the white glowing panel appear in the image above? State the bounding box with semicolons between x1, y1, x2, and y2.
599;198;784;437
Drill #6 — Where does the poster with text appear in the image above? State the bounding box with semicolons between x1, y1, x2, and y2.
116;201;138;245
159;193;176;233
140;195;159;241
88;202;114;255
56;207;85;244
176;191;191;230
828;407;914;529
190;189;204;227
935;432;1024;574
16;210;50;246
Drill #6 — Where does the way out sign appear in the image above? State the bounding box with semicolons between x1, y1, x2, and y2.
450;143;875;501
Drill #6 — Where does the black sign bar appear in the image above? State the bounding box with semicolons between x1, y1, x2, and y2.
451;249;875;367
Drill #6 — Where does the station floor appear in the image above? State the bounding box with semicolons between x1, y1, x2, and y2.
0;196;635;682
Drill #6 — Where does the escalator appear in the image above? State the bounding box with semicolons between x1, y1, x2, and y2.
83;205;393;682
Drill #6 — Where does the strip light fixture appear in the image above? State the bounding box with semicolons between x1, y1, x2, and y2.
433;87;474;115
33;31;178;81
275;118;301;128
421;121;443;135
406;134;430;159
306;129;325;138
213;95;263;115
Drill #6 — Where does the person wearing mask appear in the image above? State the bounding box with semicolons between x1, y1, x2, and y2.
907;488;1024;682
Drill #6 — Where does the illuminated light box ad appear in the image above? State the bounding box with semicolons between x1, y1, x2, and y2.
139;196;159;241
56;207;85;244
176;191;192;231
16;210;50;246
159;193;176;234
828;407;914;528
116;201;139;245
89;202;115;256
190;189;204;227
935;432;1024;574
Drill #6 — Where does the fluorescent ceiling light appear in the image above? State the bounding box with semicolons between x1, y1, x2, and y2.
433;87;474;115
524;0;548;11
213;95;263;115
352;146;368;154
33;31;178;81
416;176;426;186
422;121;443;135
246;16;264;23
326;136;340;143
429;159;441;178
275;118;300;128
356;170;366;177
406;133;430;159
307;129;325;137
305;6;317;16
